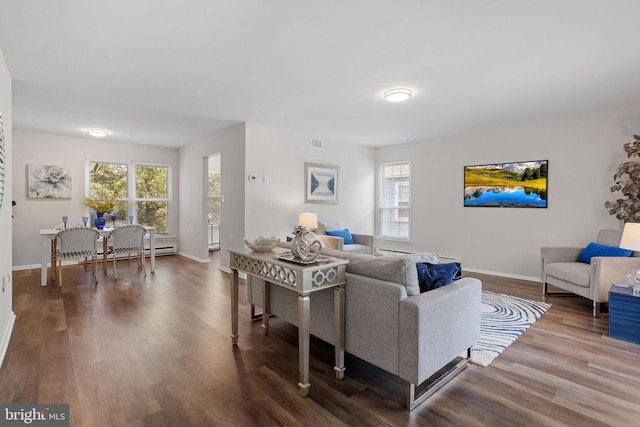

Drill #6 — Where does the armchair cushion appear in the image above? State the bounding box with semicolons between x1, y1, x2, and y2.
545;262;591;288
577;242;633;264
325;228;354;245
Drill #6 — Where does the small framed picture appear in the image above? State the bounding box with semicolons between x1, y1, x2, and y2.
304;163;339;204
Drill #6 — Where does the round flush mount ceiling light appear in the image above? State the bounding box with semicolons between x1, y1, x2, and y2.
86;129;110;137
383;88;412;103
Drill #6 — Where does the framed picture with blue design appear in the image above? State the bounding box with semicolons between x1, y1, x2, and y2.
304;163;339;204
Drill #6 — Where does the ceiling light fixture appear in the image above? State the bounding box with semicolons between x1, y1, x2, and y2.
86;129;110;137
383;88;412;103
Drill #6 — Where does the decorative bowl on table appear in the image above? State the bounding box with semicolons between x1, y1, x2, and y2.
244;236;280;252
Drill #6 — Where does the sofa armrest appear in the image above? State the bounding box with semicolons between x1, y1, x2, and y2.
351;233;374;249
317;234;343;251
398;277;482;385
591;256;640;302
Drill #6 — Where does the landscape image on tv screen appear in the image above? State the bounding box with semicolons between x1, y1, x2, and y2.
464;160;548;208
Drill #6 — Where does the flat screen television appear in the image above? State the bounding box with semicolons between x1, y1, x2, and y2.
464;160;548;208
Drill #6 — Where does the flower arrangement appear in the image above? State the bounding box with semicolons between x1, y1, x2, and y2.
84;196;116;214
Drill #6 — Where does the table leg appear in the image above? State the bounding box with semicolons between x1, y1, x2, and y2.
298;294;311;397
231;268;239;345
149;229;155;272
262;280;270;335
41;235;51;287
334;284;346;379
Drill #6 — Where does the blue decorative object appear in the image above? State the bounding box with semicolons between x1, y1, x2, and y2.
325;228;353;245
416;262;462;293
110;213;117;226
577;242;633;264
94;212;106;230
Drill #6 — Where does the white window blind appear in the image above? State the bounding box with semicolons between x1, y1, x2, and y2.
379;161;411;239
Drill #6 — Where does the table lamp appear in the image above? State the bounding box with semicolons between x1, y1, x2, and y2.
298;212;318;230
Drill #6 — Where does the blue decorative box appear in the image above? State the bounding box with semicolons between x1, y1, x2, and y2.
609;284;640;345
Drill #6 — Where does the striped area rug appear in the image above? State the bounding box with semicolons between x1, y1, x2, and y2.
471;291;551;367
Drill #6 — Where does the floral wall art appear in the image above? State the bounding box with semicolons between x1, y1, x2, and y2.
27;164;72;199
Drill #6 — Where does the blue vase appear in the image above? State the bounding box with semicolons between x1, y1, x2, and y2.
94;213;106;230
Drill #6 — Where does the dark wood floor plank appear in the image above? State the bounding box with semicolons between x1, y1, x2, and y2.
2;255;640;426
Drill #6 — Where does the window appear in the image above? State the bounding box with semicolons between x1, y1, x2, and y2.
88;161;170;233
379;161;411;239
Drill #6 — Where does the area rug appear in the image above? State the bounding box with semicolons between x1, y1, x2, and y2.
471;291;551;367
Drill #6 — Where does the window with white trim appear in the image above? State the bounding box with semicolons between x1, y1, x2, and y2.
379;161;411;239
87;161;170;233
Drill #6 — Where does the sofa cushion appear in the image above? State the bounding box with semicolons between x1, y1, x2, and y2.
343;244;372;255
325;228;354;244
577;242;633;264
545;262;590;287
416;262;462;293
322;248;421;296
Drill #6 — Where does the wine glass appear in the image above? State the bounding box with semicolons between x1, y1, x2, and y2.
82;216;88;227
62;216;68;230
128;215;134;224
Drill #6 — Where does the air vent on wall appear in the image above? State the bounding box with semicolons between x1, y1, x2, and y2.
311;139;323;149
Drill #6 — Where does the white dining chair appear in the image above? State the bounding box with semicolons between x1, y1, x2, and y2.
106;225;147;280
54;228;100;288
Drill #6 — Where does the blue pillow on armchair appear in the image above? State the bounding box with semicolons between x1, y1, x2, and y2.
416;262;462;293
577;242;633;264
325;229;354;245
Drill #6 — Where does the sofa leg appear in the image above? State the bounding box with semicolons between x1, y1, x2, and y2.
593;301;609;318
405;347;471;411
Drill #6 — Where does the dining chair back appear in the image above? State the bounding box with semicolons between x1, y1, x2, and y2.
108;225;147;280
54;228;100;288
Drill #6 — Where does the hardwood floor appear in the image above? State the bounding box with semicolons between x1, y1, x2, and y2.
2;253;640;426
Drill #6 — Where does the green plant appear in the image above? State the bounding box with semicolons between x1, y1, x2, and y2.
605;135;640;222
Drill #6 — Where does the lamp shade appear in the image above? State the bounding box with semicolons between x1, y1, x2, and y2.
298;212;318;229
620;223;640;251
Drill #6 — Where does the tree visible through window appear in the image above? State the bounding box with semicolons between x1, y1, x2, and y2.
88;161;169;233
379;161;411;239
136;165;168;233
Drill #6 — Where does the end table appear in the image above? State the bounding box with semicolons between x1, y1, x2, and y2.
609;284;640;344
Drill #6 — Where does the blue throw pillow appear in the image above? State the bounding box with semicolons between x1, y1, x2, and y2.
416;262;462;293
325;229;354;245
577;242;633;264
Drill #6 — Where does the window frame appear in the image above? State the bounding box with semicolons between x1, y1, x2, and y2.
86;159;172;234
377;160;412;241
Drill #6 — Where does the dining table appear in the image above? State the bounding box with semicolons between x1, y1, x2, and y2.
39;226;156;287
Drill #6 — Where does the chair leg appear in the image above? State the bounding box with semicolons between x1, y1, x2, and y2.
113;252;118;280
142;252;147;277
58;258;62;288
94;255;98;284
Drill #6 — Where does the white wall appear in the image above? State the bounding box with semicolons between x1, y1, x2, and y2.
0;44;14;365
178;123;246;268
377;105;640;280
244;123;376;240
11;131;179;267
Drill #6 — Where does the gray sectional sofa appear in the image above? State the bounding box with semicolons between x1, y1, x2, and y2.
247;248;482;410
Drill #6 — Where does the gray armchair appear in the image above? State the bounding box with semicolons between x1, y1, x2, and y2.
541;229;640;317
315;220;373;255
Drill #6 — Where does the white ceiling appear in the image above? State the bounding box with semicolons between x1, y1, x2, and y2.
1;0;640;148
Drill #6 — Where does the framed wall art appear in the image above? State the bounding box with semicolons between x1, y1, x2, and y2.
464;160;548;208
27;164;72;199
304;163;339;204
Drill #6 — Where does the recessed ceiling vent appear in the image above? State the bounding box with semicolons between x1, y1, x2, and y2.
311;139;323;150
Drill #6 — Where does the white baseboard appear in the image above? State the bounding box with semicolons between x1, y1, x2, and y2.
0;311;16;367
464;267;541;283
177;252;210;263
218;265;246;279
